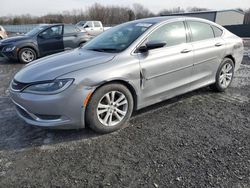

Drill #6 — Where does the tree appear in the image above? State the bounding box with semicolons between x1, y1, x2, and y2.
12;17;21;25
187;7;210;12
158;7;185;15
132;3;153;19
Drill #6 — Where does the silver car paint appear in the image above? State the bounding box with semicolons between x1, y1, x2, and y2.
15;49;115;83
10;17;244;129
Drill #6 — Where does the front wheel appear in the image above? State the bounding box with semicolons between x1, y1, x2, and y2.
210;58;235;92
18;48;37;63
86;83;134;133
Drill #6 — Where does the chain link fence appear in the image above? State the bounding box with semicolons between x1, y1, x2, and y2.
3;24;41;34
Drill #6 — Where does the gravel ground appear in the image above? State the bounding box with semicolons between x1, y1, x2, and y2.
0;46;249;187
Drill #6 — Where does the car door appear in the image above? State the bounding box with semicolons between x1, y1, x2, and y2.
186;21;226;87
93;21;103;36
63;25;79;50
37;25;64;56
84;21;95;36
137;21;194;102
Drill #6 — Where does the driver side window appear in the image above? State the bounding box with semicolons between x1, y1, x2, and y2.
40;25;63;38
147;21;187;48
84;22;93;28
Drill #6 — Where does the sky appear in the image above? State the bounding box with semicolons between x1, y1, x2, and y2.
1;0;249;16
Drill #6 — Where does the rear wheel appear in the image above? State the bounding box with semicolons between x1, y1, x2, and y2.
18;48;37;63
86;83;134;133
210;58;234;92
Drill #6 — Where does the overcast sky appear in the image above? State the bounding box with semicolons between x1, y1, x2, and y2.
1;0;249;16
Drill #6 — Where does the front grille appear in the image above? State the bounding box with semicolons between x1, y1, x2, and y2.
11;80;30;91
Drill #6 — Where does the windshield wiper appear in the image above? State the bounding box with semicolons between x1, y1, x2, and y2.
88;48;119;53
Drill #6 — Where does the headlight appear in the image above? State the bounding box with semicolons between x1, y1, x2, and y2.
23;79;74;94
3;46;16;52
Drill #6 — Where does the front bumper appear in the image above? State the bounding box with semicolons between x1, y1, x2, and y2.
1;51;18;60
10;84;93;129
0;45;18;60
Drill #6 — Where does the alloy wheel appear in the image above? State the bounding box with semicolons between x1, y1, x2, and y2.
97;91;128;126
219;61;233;88
21;49;35;63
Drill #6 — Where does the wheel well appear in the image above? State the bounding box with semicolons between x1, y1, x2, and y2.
224;55;235;66
94;80;138;111
18;46;38;58
79;41;86;46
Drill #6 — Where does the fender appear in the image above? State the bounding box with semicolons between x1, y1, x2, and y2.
16;42;40;57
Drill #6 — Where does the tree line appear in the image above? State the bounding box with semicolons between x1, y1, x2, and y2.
0;3;249;25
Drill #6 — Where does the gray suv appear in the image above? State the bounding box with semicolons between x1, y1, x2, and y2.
10;17;243;133
0;24;91;63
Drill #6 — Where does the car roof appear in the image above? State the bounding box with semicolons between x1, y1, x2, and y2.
38;23;76;28
131;16;181;24
131;16;218;25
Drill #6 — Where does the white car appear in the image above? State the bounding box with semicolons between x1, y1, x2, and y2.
0;25;8;40
76;21;105;36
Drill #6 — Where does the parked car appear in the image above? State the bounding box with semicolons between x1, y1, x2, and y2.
76;21;105;36
0;25;8;40
0;24;91;63
10;17;243;133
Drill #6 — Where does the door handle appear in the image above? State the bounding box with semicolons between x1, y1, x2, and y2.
181;49;192;53
215;43;223;47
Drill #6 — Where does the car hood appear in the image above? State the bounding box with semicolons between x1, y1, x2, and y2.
14;49;116;83
1;35;30;44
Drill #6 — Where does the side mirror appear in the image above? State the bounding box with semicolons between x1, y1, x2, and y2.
137;41;166;53
137;45;148;53
146;41;166;50
84;25;89;28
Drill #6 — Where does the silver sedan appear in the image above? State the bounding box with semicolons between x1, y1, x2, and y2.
10;17;244;133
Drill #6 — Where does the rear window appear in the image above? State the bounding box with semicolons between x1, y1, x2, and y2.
76;21;86;27
188;21;214;42
212;25;223;37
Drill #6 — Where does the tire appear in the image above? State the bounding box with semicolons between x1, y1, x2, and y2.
18;48;37;63
210;58;235;92
86;83;134;133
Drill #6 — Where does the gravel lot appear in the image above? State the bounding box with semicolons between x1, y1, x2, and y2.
0;44;249;187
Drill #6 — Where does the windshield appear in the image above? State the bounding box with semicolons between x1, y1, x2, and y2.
76;21;86;27
83;22;154;53
25;25;48;36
